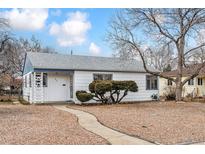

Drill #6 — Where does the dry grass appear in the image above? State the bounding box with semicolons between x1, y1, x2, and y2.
0;104;108;145
69;101;205;144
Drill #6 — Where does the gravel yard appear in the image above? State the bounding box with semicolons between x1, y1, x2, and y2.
69;101;205;144
0;104;108;144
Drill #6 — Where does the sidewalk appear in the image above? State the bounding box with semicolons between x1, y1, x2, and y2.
54;105;154;145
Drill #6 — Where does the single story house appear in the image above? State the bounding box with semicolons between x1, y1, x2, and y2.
159;64;205;98
23;52;159;104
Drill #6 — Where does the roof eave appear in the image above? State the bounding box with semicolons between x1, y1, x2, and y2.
33;67;159;74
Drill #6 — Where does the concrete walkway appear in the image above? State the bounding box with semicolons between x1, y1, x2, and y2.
54;105;154;145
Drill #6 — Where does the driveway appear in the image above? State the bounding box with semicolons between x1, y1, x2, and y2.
0;104;108;144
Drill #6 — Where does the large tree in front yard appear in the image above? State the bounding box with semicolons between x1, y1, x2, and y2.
107;8;205;101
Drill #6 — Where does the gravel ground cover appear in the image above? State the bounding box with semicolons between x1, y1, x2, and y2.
0;104;108;144
69;101;205;144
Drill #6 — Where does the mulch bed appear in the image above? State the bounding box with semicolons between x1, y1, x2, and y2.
69;101;205;144
0;104;108;144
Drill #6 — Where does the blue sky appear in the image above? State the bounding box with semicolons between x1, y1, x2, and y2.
0;8;117;56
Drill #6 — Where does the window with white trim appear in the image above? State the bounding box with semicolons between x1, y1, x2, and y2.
93;74;112;80
146;75;158;90
198;78;203;85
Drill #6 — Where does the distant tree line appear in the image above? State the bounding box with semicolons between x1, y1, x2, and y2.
0;18;56;96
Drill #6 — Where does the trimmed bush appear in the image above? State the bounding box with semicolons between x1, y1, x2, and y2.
89;80;101;93
126;81;138;92
95;81;112;95
112;80;138;92
76;80;138;104
76;90;87;95
76;91;93;102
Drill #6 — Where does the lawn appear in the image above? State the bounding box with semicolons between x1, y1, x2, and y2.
0;104;108;144
69;101;205;144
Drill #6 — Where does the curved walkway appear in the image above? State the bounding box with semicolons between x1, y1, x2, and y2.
54;105;154;145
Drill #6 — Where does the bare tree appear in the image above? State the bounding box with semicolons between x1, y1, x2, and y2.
186;36;205;63
0;18;12;75
2;35;56;77
17;36;56;73
143;44;176;71
107;8;205;101
0;17;55;95
112;34;176;71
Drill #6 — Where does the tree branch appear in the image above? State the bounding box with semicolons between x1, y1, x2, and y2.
118;31;176;82
182;62;205;85
184;43;205;56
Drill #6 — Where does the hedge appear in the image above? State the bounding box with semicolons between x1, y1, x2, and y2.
76;91;93;102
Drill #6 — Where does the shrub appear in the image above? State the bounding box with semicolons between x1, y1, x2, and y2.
112;80;138;92
77;80;138;104
76;90;87;95
76;91;93;102
166;93;176;100
126;81;138;92
95;81;112;95
89;80;101;93
163;86;176;100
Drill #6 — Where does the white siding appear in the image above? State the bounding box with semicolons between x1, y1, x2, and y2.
73;71;159;103
23;72;72;103
23;72;33;103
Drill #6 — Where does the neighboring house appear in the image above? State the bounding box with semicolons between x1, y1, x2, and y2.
159;64;205;98
23;52;159;104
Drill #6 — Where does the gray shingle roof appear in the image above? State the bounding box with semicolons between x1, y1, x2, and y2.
26;52;158;73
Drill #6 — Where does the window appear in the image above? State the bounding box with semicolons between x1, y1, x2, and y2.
188;78;194;85
198;78;203;85
93;74;112;80
146;75;158;90
167;79;172;86
43;73;48;87
35;73;41;87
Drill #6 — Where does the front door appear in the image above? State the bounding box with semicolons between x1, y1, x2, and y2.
44;73;70;102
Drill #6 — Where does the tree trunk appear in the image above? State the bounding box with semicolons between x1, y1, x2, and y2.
175;81;183;101
175;34;185;102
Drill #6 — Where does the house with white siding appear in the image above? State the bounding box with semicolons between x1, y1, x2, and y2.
23;52;159;104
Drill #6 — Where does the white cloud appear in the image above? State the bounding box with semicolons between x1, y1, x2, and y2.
0;8;48;31
49;11;91;47
89;42;101;55
51;9;61;16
